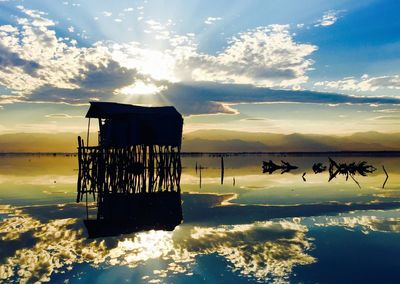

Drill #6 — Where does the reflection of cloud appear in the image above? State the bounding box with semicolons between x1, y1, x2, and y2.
0;210;107;283
0;210;39;240
315;216;400;234
0;206;315;284
176;221;315;282
0;175;76;185
105;221;315;283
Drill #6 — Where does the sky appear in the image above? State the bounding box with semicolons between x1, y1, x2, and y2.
0;0;399;135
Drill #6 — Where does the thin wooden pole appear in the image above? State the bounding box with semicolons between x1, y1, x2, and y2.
86;118;91;147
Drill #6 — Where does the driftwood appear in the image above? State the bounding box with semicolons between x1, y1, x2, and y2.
312;163;327;174
328;158;376;188
262;160;298;174
382;165;389;189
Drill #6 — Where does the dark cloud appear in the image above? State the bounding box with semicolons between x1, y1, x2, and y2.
18;81;400;115
27;85;113;104
69;60;139;91
26;59;139;104
0;44;40;75
156;82;400;115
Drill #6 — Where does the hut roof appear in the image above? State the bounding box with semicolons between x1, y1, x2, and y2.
86;102;183;147
86;102;181;119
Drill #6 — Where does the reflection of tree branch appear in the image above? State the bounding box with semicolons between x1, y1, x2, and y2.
382;165;389;189
349;174;361;189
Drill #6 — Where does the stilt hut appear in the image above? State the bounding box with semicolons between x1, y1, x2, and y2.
77;102;183;237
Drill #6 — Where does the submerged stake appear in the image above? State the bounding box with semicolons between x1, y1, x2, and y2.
382;165;389;189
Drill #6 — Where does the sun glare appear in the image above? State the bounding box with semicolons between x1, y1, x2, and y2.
117;81;166;96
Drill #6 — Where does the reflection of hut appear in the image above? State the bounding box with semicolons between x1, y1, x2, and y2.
77;102;183;237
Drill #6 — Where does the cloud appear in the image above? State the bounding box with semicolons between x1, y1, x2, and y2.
44;113;82;118
314;74;400;92
102;11;112;17
106;24;317;88
1;5;397;114
0;43;41;75
195;25;317;87
143;19;173;40
374;108;400;113
204;17;222;25
314;10;341;27
0;6;319;105
369;115;400;121
68;60;139;91
0;8;143;104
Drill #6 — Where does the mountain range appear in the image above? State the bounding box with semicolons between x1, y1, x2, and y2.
0;130;399;153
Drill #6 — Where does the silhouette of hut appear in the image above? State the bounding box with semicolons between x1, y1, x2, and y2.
77;102;183;237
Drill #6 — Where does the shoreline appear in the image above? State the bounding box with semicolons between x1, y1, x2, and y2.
1;151;400;157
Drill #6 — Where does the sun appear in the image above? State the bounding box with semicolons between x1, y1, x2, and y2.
117;81;166;96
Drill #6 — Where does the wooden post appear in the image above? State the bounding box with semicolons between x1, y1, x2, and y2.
86;118;91;147
382;165;389;189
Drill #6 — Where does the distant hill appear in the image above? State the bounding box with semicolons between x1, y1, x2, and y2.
0;130;399;153
0;132;98;153
182;130;400;152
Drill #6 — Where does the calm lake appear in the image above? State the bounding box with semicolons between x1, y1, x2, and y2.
1;154;400;283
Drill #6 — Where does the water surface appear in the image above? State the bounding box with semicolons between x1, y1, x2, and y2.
1;154;400;283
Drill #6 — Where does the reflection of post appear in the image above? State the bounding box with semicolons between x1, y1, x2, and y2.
199;165;202;189
382;165;389;189
221;156;224;185
233;177;235;186
77;136;82;203
142;144;147;193
148;145;154;193
195;162;198;174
